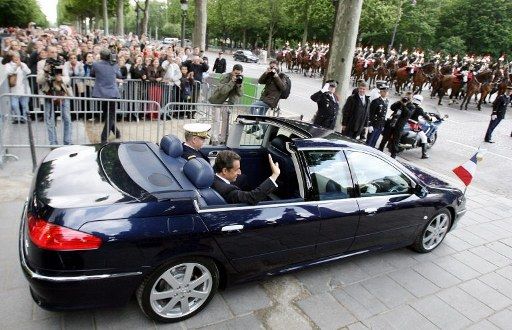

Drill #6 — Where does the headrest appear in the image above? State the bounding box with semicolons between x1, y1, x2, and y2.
183;158;214;189
160;135;183;158
270;135;291;154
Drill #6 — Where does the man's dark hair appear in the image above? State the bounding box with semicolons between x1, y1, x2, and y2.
269;60;278;65
233;64;243;72
213;150;241;173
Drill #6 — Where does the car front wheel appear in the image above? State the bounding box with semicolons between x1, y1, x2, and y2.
411;209;451;253
137;257;219;323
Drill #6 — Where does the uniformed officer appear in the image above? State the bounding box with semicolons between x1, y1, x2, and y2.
366;84;389;148
181;123;211;162
311;80;339;130
484;86;512;143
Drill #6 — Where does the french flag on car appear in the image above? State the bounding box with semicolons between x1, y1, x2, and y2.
452;152;479;186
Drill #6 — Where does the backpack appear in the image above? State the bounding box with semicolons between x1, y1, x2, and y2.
280;74;291;99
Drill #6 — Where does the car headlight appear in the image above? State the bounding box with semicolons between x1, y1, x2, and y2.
456;194;466;206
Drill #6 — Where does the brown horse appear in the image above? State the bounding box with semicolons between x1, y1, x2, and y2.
353;59;366;85
394;67;409;94
433;75;462;105
285;50;297;72
364;58;381;88
459;70;492;110
276;51;286;71
478;82;494;110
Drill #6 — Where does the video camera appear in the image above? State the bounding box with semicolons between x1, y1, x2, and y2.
235;75;244;85
46;57;64;77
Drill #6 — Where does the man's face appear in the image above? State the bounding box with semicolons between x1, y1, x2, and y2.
47;48;58;59
222;160;241;182
379;90;388;98
191;136;206;149
358;86;367;95
232;69;242;76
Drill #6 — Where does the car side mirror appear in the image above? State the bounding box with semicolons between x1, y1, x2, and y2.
414;184;428;198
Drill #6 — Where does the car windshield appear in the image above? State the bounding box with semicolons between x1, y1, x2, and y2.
243;51;253;55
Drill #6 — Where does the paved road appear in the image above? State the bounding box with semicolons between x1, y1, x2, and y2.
0;52;512;329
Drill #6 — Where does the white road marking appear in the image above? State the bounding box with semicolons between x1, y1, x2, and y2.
447;140;512;161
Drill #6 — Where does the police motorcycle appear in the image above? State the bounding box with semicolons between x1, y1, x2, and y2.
398;95;448;157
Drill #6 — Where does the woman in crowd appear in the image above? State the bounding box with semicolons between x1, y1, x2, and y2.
145;57;165;119
5;51;32;123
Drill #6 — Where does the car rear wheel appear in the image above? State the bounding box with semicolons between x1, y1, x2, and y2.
136;257;219;323
411;209;451;253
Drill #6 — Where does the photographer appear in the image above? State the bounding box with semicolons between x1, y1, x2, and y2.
91;48;123;143
208;64;244;144
249;60;287;117
36;46;73;145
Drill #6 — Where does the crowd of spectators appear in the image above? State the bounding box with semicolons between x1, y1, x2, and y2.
1;26;214;113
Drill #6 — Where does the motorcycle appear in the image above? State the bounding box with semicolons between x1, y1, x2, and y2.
399;111;448;151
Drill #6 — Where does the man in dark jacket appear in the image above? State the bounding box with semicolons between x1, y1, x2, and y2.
311;80;339;130
366;84;389;148
249;60;287;116
91;48;122;143
212;52;227;74
212;150;280;205
484;87;512;143
342;82;370;139
388;96;413;158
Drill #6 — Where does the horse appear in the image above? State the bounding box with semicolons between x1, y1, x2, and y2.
276;51;286;71
459;70;492;110
352;59;366;85
412;66;428;94
433;74;462;106
364;58;381;88
394;67;409;94
285;50;297;72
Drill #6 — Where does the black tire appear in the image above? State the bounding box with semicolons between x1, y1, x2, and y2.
136;257;219;323
428;132;437;148
410;209;451;253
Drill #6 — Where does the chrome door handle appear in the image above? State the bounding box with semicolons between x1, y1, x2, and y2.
221;225;244;232
364;207;378;214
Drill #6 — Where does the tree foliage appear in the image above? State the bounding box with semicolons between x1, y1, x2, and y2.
0;0;48;27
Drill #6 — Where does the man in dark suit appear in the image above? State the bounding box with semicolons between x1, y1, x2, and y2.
212;52;227;74
342;81;370;139
181;123;211;162
91;48;122;143
212;150;280;205
484;86;512;143
366;84;389;148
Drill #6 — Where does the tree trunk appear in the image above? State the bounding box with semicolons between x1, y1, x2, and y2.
267;23;273;55
302;1;311;46
242;29;247;49
324;0;364;131
102;0;109;35
116;0;124;35
193;0;207;50
141;0;150;36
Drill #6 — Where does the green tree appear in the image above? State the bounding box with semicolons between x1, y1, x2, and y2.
0;0;48;27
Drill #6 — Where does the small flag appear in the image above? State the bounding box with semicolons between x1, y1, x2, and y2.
452;152;479;186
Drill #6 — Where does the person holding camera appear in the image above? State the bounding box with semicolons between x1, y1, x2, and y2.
36;46;73;145
91;48;123;143
387;94;414;158
249;60;287;118
208;64;244;144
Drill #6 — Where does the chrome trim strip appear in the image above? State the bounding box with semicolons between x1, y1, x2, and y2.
270;250;370;275
456;209;467;215
196;199;355;213
19;204;142;283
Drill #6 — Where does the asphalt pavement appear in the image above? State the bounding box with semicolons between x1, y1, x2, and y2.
0;51;511;329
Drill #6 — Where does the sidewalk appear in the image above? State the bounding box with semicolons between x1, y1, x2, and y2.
1;151;512;329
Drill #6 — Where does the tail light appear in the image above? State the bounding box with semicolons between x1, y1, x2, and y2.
28;214;102;251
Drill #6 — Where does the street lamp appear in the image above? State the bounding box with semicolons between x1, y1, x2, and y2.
180;0;189;48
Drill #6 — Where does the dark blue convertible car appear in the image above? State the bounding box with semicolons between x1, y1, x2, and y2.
20;115;466;322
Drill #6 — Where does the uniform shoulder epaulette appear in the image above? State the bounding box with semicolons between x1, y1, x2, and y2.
187;155;197;160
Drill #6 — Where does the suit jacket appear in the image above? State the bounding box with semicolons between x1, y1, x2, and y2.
212;176;276;205
213;58;226;73
90;60;122;99
492;94;510;119
342;94;370;134
181;143;209;162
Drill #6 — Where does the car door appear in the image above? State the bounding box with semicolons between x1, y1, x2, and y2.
301;149;361;258
200;203;320;274
345;150;427;251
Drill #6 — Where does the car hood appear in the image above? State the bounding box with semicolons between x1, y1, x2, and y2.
401;162;454;189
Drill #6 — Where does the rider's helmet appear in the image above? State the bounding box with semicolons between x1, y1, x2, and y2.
412;94;423;105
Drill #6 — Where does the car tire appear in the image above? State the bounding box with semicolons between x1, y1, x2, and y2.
136;257;219;323
410;209;451;253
